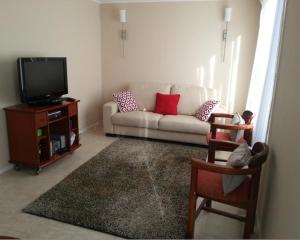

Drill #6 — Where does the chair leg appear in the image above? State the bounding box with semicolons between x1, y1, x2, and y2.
186;192;197;239
243;219;251;238
250;198;258;234
249;206;256;234
243;206;256;239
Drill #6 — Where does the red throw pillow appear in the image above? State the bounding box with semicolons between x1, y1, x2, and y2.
154;93;180;115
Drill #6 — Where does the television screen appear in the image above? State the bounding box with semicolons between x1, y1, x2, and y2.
18;57;68;103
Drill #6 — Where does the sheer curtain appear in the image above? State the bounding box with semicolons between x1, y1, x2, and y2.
246;0;286;144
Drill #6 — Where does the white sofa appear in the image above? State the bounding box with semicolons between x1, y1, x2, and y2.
103;82;222;145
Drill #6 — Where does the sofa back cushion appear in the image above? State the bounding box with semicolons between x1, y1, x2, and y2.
171;84;218;115
129;82;171;111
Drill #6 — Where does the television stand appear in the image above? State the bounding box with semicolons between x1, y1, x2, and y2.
4;99;81;174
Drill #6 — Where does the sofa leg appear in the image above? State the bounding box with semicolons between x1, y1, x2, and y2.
105;133;117;137
205;199;212;208
243;206;255;239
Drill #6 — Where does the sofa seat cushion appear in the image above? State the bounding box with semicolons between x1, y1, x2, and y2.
158;115;210;135
112;111;163;129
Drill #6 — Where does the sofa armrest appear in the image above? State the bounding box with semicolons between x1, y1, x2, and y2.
103;101;118;134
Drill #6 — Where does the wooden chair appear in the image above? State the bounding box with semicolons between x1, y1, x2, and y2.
207;110;254;147
186;140;269;239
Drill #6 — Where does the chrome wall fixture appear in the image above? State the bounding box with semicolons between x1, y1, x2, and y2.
222;7;232;62
120;9;127;57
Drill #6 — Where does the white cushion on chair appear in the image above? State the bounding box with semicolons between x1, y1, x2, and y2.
222;143;252;195
230;112;245;141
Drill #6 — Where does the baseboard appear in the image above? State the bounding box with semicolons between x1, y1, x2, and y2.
79;121;101;134
0;164;13;175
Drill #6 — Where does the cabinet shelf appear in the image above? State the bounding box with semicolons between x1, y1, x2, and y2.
49;116;68;124
37;135;48;141
40;151;69;167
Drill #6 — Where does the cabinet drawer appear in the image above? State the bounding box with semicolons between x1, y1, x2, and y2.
68;103;77;117
35;112;47;128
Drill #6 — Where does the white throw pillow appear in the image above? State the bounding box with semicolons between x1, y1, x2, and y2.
227;143;252;167
222;143;252;195
230;112;245;142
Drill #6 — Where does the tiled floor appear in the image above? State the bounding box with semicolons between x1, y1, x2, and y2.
0;127;245;239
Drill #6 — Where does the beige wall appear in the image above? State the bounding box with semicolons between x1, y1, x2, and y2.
0;0;102;170
101;0;260;114
259;0;300;237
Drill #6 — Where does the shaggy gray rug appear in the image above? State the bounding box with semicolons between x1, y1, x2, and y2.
23;138;207;239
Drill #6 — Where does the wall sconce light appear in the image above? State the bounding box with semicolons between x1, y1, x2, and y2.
222;7;232;62
120;9;127;57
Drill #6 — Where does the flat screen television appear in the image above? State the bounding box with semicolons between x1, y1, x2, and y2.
17;57;68;104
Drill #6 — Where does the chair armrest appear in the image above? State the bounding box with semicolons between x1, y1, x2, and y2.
103;101;118;134
209;139;240;150
209;113;234;123
191;158;258;175
211;113;234;119
207;139;239;162
211;123;253;131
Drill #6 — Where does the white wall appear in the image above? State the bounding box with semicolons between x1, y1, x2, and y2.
0;0;102;170
101;0;260;114
259;0;300;237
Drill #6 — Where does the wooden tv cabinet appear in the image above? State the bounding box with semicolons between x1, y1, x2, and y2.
4;100;81;174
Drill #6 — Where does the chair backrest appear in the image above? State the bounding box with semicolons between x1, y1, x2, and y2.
248;142;269;169
242;110;254;124
246;142;269;204
242;110;254;145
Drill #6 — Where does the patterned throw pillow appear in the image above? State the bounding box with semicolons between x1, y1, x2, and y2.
112;91;139;112
195;100;220;121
